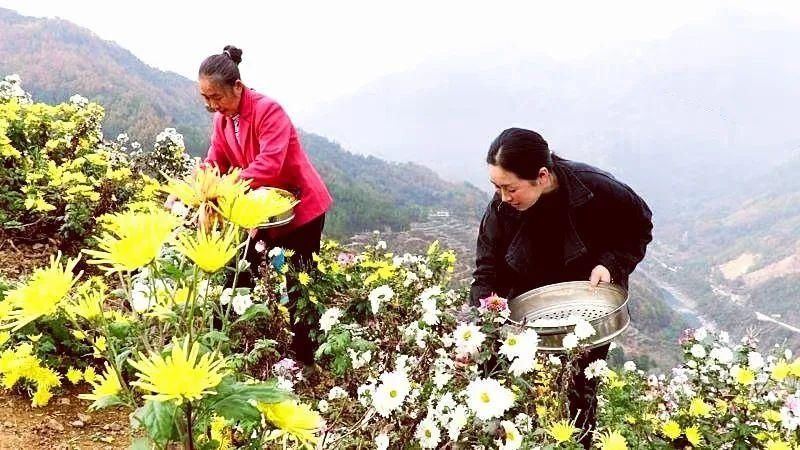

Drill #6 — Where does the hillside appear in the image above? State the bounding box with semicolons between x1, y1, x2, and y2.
300;132;487;239
0;7;211;152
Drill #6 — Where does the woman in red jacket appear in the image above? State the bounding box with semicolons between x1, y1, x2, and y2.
198;45;333;364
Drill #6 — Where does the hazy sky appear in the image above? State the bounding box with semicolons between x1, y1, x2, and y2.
2;0;798;117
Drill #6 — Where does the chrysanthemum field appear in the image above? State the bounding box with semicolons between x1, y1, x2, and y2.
1;75;799;450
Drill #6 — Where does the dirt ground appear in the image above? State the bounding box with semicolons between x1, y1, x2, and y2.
0;388;131;449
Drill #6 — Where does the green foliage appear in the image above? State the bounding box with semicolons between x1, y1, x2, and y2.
0;75;165;243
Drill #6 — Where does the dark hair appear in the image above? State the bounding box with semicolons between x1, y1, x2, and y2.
199;45;243;87
486;128;554;180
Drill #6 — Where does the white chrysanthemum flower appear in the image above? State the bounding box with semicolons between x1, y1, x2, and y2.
328;386;349;400
375;433;390;450
694;327;708;341
434;371;452;389
130;282;153;313
499;420;523;450
509;356;536;377
267;246;283;258
421;296;440;325
623;361;637;372
319;307;343;333
710;346;734;365
219;287;233;306
231;293;253;315
584;359;610;380
403;271;419;287
465;378;515;420
573;318;596;340
69;94;89;107
317;399;329;413
436;392;457;415
499;329;538;360
369;285;394;315
348;349;372;369
419;286;442;302
415;417;441;449
748;351;765;371
373;371;411;417
562;333;579;350
276;376;294;392
453;323;486;355
447;404;469;441
690;343;707;359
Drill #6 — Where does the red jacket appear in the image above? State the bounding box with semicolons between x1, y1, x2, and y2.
205;87;332;236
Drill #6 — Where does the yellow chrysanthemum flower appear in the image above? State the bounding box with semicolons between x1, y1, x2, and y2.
258;400;322;446
0;344;61;407
763;409;782;423
548;419;576;443
685;425;702;446
790;358;800;377
93;336;107;357
85;209;180;273
661;420;681;440
66;367;83;384
78;363;123;404
83;366;98;384
65;278;106;321
209;415;232;450
0;253;81;331
772;360;791;381
31;387;54;407
218;187;296;229
765;439;791;450
175;228;239;273
735;366;756;385
163;166;246;207
297;272;311;286
0;331;10;347
597;430;628;450
128;337;229;404
689;397;712;417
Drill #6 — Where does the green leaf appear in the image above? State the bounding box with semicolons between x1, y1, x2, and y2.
129;437;155;450
132;400;180;444
198;330;230;348
108;320;131;338
204;378;293;422
115;348;132;370
88;394;126;411
232;304;271;325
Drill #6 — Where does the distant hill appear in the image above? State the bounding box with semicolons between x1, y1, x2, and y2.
300;132;487;239
0;7;211;152
647;154;800;350
302;12;800;217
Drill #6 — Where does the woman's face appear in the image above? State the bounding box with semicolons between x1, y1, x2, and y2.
488;164;546;211
199;76;243;117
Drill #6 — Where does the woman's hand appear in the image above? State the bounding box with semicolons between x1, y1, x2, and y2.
589;265;611;286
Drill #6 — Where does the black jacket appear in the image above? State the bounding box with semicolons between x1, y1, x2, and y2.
470;157;653;304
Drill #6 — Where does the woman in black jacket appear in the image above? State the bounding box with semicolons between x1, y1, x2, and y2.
471;128;653;446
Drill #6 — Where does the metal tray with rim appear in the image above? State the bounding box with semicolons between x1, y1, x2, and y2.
508;281;630;352
254;187;298;229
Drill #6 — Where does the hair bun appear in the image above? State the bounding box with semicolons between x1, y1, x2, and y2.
222;45;243;65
